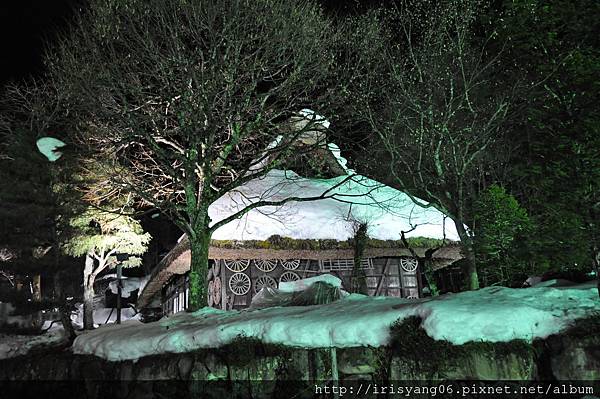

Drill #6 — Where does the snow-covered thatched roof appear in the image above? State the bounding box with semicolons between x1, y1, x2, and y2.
208;142;458;242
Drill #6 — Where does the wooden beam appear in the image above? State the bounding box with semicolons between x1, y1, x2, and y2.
375;258;391;296
220;260;227;310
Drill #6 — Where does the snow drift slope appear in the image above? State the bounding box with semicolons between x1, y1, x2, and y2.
73;281;600;361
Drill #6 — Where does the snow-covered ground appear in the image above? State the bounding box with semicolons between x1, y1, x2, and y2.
73;279;600;362
108;277;145;298
71;305;140;329
0;306;140;360
0;288;141;360
0;326;67;359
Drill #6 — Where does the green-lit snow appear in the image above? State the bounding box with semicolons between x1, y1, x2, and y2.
209;170;457;241
208;136;458;241
72;280;600;361
278;274;342;292
36;137;66;162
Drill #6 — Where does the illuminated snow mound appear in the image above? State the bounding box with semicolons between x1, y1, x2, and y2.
71;304;141;330
108;277;144;298
73;281;600;361
278;274;342;293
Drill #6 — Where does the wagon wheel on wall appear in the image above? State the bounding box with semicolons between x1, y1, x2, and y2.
224;259;249;273
400;258;418;273
213;276;222;306
229;273;250;296
254;275;277;294
279;271;300;284
254;259;277;273
207;280;214;307
280;259;300;270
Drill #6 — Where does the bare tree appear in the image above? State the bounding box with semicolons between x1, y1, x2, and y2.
343;0;517;290
46;0;358;309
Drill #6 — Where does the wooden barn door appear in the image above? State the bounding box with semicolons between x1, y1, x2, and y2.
366;257;420;298
367;258;402;297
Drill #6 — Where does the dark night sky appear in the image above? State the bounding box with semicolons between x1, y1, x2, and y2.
0;0;394;89
0;1;87;88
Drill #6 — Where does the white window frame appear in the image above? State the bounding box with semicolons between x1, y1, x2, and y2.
320;258;373;272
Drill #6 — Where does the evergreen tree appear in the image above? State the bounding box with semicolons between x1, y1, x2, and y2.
492;0;600;287
62;208;150;329
0;128;58;281
0;83;79;336
1;82;149;333
473;185;532;286
0;82;68;286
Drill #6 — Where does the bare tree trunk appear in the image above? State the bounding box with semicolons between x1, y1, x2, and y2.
188;230;211;311
591;208;600;299
454;220;479;290
351;223;368;294
593;246;600;299
116;264;122;324
52;268;76;340
60;303;76;341
32;274;42;302
83;252;95;330
330;347;339;399
29;274;44;330
53;270;63;302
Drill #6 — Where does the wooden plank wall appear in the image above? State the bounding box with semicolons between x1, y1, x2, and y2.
162;257;423;314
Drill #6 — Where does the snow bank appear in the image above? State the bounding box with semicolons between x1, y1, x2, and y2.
108;277;144;298
251;277;348;309
71;305;140;329
0;327;67;359
278;274;342;293
73;281;600;361
532;278;578;288
420;282;599;344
